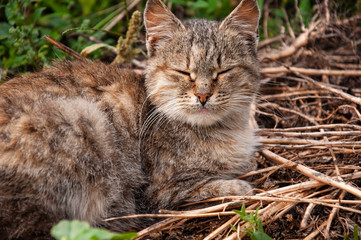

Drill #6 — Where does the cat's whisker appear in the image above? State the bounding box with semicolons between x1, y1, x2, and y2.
140;109;162;139
1;0;262;238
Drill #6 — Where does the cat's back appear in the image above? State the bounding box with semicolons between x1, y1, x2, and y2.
0;60;146;142
0;60;145;109
0;61;146;239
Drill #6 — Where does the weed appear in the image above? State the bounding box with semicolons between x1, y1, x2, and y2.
344;225;360;240
0;0;127;77
51;220;137;240
233;203;273;240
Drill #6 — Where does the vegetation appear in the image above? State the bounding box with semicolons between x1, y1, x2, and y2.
0;0;133;77
344;226;360;240
232;203;272;240
51;220;137;240
1;0;360;239
1;0;359;79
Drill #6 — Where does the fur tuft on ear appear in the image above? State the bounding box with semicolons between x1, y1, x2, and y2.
219;0;259;34
144;0;185;56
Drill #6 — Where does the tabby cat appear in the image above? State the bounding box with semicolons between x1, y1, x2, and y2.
0;0;260;238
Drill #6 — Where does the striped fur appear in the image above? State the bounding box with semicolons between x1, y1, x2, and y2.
0;0;260;238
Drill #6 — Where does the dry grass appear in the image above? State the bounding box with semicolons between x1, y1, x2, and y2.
45;4;361;239
129;9;361;240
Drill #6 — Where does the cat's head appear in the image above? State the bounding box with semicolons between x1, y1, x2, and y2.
144;0;260;127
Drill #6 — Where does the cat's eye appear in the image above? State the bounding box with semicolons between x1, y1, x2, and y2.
215;68;233;80
174;70;194;82
175;70;191;77
218;68;233;76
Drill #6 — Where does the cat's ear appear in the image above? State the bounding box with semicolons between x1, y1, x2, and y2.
219;0;259;34
144;0;185;56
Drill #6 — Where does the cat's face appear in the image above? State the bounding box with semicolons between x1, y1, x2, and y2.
144;0;260;127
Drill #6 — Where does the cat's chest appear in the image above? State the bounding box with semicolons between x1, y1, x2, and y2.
145;125;256;173
190;130;254;163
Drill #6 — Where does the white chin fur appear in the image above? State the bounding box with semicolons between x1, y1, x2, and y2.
173;109;225;127
186;113;222;126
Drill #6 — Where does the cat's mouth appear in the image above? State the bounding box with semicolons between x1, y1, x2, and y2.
198;106;215;116
188;108;222;126
196;104;212;114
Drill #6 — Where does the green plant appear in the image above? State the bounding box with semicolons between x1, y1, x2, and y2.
51;220;137;240
0;0;129;77
344;225;359;240
233;203;272;240
1;0;52;72
257;0;314;40
167;0;233;20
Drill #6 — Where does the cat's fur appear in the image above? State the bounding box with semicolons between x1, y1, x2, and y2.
0;0;260;238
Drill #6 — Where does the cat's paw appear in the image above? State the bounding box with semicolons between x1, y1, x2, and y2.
188;179;253;202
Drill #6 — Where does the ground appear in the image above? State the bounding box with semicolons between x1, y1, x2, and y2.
134;11;361;240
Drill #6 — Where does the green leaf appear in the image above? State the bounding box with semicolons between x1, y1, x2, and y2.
254;207;259;218
233;204;272;239
78;0;96;15
111;232;138;240
5;0;24;25
233;209;243;217
80;43;115;56
230;224;237;232
74;228;116;240
51;220;90;240
354;225;359;240
270;9;284;18
298;0;312;26
241;202;247;215
250;231;274;240
169;0;186;4
51;220;137;240
0;22;10;40
0;45;6;57
193;0;209;9
299;0;311;15
207;0;218;13
257;217;264;232
257;0;264;15
33;7;46;23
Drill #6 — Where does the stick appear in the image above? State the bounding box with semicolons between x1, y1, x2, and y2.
179;195;361;206
262;149;361;199
104;211;237;221
300;202;317;229
294;72;361;105
203;215;239;240
44;35;89;61
282;8;295;39
109;195;361;222
260;138;361;147
238;164;291;179
324;191;346;239
303;221;328;240
261;66;361;76
136;217;179;239
258;130;361;137
103;0;141;31
258;34;284;49
261;23;316;61
258;124;361;132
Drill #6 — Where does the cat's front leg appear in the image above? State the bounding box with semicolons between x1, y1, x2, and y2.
146;178;253;210
187;179;253;202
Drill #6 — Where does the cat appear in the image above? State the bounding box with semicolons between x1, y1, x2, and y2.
0;0;260;239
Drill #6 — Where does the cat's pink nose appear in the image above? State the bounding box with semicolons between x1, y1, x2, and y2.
195;93;211;106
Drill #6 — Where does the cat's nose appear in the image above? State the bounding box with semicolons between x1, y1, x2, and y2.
195;93;211;106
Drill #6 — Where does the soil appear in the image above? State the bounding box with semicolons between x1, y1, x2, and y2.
136;8;361;240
